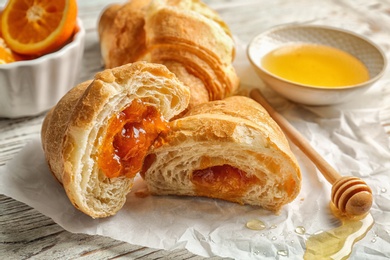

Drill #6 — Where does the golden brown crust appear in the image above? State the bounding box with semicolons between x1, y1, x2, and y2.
97;4;121;38
41;80;92;183
162;61;209;108
143;0;239;102
98;0;151;68
41;62;190;218
98;0;239;109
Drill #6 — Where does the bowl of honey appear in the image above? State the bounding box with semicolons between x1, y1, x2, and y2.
247;24;386;105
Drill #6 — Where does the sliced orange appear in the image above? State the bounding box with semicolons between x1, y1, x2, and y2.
0;38;15;64
1;0;77;56
0;10;3;37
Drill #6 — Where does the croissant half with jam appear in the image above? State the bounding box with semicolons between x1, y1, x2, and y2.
41;62;190;218
141;96;302;212
98;0;239;109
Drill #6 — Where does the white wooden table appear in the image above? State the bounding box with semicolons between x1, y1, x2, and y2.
1;0;390;259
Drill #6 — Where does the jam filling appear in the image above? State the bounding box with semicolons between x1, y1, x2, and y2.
190;164;260;199
98;99;169;178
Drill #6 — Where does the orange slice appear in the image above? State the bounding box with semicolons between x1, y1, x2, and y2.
0;10;3;37
0;38;15;64
1;0;77;56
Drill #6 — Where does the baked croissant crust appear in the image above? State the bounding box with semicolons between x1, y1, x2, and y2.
141;96;301;212
41;61;190;218
98;0;239;108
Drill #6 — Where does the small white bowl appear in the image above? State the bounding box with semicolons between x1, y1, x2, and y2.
247;24;387;106
0;18;85;118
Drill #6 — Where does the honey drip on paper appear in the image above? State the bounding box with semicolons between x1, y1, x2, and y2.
245;204;373;259
246;219;266;230
303;203;374;260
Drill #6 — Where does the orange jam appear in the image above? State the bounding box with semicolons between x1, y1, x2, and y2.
98;99;169;178
190;164;260;199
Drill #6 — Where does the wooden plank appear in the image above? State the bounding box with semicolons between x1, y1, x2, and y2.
1;194;223;259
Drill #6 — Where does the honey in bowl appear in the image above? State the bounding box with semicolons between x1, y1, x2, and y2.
261;43;370;88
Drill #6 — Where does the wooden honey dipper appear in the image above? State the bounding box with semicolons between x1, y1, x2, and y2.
250;88;373;217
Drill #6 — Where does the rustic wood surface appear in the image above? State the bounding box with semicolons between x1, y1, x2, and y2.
1;0;390;259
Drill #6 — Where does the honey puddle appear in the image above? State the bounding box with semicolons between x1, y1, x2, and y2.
304;205;374;260
246;204;374;259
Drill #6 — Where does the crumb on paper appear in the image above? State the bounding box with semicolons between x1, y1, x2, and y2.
135;188;150;198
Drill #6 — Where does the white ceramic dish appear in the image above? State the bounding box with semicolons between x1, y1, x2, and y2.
247;24;386;106
0;18;85;118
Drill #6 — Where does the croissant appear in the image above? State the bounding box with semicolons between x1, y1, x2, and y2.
98;0;239;108
41;62;190;218
141;96;302;212
98;0;150;67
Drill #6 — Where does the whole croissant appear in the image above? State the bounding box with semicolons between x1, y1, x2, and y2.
98;0;239;108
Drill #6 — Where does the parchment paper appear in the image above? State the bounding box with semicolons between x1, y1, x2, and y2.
1;41;390;259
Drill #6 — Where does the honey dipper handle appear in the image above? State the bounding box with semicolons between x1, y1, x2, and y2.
250;88;341;184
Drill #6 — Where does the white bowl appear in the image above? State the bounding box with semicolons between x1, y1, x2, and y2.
0;18;85;118
247;24;387;106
